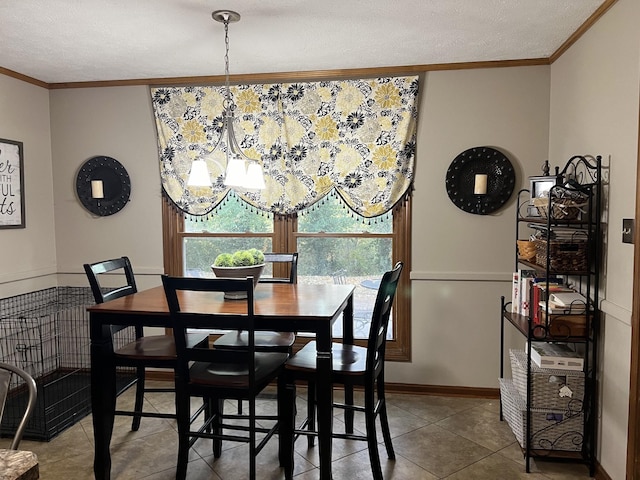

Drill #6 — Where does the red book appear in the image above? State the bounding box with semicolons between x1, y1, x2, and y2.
531;278;564;325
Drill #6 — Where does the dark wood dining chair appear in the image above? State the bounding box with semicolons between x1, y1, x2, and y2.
213;252;298;353
83;256;207;430
262;252;298;283
279;261;404;480
213;253;298;414
161;275;289;480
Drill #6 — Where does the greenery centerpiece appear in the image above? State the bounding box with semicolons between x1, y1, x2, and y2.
211;248;265;299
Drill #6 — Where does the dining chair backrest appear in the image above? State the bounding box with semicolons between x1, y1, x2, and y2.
84;256;138;304
84;256;140;336
0;362;37;450
366;262;403;377
161;275;257;387
261;252;298;284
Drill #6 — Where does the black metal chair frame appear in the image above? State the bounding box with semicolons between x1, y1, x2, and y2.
162;275;288;480
280;262;404;480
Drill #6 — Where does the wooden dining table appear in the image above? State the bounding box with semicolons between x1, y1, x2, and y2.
88;282;355;480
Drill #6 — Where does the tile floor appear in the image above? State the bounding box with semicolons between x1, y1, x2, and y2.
2;381;595;479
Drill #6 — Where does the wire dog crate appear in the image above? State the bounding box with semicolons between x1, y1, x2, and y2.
0;287;136;441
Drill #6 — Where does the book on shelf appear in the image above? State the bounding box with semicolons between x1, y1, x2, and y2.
539;300;586;315
549;291;588;307
511;271;520;314
529;342;584;371
519;270;537;318
533;283;574;323
529;277;564;325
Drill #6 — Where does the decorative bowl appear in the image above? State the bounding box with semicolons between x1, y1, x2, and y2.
210;264;265;299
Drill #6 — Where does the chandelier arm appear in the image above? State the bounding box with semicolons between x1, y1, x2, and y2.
225;115;258;162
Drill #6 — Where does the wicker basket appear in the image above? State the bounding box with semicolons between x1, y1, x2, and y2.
509;350;584;410
534;239;588;272
499;378;584;451
540;312;588;338
532;197;587;221
517;240;537;262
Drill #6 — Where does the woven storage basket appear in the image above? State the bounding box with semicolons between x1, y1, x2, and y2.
534;239;588;272
532;197;587;221
509;350;584;410
540;312;588;338
517;240;537;262
499;378;583;452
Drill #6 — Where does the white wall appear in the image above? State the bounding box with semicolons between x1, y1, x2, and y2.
548;0;640;477
0;75;57;297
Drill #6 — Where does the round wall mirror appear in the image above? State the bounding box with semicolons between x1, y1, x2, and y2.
76;156;131;216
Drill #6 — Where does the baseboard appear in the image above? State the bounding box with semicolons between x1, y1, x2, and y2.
385;382;499;398
146;370;173;382
145;370;499;398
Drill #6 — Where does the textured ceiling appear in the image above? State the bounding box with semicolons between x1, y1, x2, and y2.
0;0;607;84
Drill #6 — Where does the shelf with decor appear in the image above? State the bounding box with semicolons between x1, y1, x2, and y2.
499;155;601;475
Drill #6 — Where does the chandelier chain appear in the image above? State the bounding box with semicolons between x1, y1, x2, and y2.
223;17;233;113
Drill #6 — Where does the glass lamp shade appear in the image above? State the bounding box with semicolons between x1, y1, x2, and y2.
224;157;247;187
245;162;266;190
187;159;212;187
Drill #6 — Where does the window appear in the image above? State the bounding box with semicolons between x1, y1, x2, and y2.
162;193;411;361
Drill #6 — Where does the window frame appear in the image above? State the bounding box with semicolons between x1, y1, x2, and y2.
162;196;412;362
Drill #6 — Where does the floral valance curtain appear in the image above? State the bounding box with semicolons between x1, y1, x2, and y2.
151;75;418;218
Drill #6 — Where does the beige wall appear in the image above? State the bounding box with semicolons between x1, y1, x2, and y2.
548;0;640;477
0;75;57;297
390;65;550;387
44;66;551;390
50;86;164;292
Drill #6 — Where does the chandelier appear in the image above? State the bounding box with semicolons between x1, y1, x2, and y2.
188;10;266;190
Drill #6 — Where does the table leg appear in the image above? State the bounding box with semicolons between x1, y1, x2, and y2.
277;374;295;479
91;325;116;480
315;326;333;480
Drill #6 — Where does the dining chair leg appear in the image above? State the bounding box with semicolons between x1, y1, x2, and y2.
344;380;354;434
203;397;211;433
364;386;383;480
131;366;145;431
306;381;316;448
249;397;257;480
212;398;223;458
377;377;395;459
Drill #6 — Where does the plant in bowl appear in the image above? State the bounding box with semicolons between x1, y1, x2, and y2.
211;248;265;299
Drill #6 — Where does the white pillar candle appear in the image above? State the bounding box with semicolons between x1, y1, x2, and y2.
474;174;488;195
91;180;104;199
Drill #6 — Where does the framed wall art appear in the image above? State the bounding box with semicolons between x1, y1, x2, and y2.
0;138;25;228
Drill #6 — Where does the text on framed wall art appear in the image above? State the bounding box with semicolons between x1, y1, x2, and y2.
0;138;25;229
